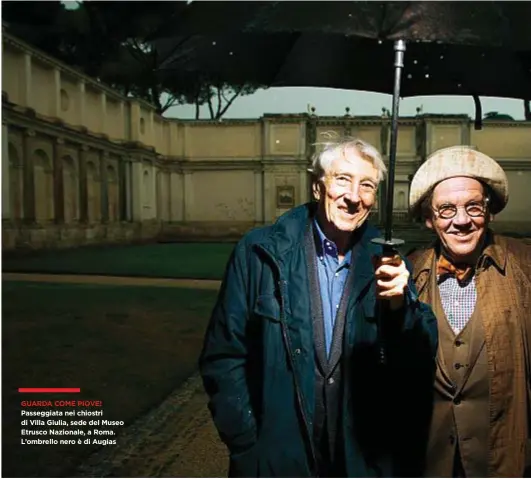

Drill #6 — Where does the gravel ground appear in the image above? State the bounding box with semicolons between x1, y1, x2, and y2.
5;273;227;478
73;373;228;478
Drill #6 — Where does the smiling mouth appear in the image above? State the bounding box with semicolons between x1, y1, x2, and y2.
339;207;359;215
451;231;474;238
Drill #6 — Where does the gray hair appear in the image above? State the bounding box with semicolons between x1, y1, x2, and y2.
310;132;387;183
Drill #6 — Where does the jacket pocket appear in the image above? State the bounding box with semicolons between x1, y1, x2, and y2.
253;294;281;322
253;294;287;371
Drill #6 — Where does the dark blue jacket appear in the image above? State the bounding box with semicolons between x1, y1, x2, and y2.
200;203;437;477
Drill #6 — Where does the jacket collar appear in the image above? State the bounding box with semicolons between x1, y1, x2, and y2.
255;203;380;264
411;229;507;290
477;230;508;275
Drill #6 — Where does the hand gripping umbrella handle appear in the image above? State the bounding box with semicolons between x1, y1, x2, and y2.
371;238;405;365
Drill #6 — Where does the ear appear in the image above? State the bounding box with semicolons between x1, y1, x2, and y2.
312;181;321;201
425;217;434;230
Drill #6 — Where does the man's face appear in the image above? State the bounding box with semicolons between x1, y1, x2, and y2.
426;177;489;263
313;151;379;236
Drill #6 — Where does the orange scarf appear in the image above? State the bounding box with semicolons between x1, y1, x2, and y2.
436;255;474;282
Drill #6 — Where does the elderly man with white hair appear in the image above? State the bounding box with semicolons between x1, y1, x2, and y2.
200;135;437;478
408;145;531;477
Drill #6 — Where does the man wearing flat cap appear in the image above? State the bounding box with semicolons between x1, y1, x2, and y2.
407;145;531;477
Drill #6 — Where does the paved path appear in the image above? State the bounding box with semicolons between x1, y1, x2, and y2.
75;374;228;478
3;273;222;290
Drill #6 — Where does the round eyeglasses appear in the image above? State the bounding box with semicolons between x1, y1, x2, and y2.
432;198;489;220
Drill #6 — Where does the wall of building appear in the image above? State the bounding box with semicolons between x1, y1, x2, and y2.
2;32;531;251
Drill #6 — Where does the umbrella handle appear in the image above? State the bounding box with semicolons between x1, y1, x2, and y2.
371;237;405;365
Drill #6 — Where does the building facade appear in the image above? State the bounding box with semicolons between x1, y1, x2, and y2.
2;32;531;251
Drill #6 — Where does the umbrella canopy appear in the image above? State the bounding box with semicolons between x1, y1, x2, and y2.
153;1;531;100
151;1;531;364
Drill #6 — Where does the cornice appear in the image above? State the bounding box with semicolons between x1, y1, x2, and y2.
494;159;531;169
314;118;419;127
261;156;308;164
4;109;157;158
182;118;259;126
479;120;531;128
262;116;307;125
2;31;157;111
177;160;263;170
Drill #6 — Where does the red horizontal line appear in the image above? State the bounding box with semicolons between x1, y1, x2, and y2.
18;388;81;393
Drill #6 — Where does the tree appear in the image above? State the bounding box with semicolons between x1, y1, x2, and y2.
483;111;514;121
3;1;263;118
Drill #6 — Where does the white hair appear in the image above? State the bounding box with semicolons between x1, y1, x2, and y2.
310;132;387;183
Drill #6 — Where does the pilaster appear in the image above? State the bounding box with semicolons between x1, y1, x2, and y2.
2;123;10;219
22;129;36;222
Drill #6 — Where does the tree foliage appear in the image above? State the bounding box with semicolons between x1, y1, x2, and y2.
483;111;515;121
3;1;263;118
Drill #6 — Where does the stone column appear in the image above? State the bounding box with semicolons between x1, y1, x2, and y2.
149;110;155;147
22;54;32;108
79;145;89;223
263;168;274;223
306;115;318;200
53;138;65;224
130;102;141;142
125;160;133;221
22;129;36;222
380;110;390;157
118;156;127;221
2;122;10;219
151;163;158;220
415;115;427;165
100;93;107;134
119;102;126;141
299;166;308;204
183;170;193;222
170;171;183;222
131;159;143;222
461;121;471;146
52;68;61;118
100;151;109;223
254;166;264;223
78;81;86;126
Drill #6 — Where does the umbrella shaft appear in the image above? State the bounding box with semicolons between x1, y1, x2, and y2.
385;40;406;242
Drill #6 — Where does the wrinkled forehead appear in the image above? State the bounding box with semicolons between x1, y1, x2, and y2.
326;148;379;177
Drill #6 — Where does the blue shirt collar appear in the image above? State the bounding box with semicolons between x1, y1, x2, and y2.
313;218;352;264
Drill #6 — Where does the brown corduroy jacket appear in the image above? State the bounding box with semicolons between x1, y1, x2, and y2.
408;232;531;477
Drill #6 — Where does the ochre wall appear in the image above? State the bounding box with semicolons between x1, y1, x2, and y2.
2;31;531;251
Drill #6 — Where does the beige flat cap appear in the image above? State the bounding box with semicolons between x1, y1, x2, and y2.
409;145;509;217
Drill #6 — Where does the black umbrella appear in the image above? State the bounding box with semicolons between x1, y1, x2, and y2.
150;0;531;360
152;1;531;240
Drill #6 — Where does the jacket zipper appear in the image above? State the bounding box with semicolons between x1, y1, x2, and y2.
257;246;318;475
